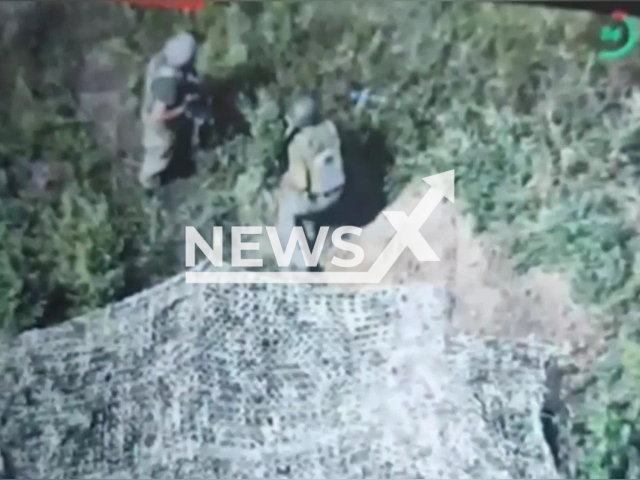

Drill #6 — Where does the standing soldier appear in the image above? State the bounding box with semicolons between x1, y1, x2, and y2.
276;97;346;269
139;32;203;190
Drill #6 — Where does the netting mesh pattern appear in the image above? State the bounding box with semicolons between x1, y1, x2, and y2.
0;272;558;479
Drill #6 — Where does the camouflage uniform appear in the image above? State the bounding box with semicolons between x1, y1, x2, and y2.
139;33;201;189
276;98;346;269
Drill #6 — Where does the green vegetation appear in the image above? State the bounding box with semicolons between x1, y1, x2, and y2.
0;1;639;477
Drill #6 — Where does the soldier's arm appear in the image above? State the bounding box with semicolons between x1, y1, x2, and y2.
147;76;186;122
281;138;310;193
281;171;306;192
148;99;186;123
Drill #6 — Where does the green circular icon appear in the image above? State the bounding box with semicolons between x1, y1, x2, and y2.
599;13;638;60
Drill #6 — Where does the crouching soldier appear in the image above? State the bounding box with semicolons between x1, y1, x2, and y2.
139;32;206;190
276;97;346;270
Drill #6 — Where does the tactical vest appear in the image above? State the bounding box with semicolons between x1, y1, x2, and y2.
285;120;346;198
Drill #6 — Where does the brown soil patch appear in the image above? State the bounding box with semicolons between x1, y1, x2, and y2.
324;180;604;365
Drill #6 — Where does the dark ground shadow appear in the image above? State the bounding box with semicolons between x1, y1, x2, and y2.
158;118;196;186
309;126;395;230
157;65;274;187
200;64;275;141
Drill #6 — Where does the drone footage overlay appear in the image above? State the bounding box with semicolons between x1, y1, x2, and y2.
0;2;639;479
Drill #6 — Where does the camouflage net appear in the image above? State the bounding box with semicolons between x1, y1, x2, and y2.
0;264;558;479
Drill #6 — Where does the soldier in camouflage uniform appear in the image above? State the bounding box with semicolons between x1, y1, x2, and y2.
139;32;202;190
276;97;346;269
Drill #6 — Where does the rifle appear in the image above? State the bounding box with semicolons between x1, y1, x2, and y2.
184;95;215;147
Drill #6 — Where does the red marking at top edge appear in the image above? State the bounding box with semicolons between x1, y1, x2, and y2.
123;0;206;11
612;10;627;21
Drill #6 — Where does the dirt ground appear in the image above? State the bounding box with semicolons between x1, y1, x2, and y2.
325;180;605;367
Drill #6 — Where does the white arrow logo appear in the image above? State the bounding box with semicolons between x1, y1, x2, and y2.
367;169;454;281
185;170;455;284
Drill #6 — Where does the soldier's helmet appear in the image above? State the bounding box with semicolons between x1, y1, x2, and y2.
163;32;197;68
285;96;320;136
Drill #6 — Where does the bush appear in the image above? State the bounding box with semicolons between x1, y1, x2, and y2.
0;121;161;332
